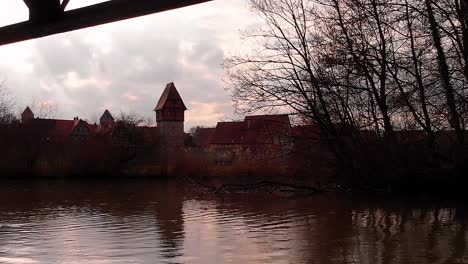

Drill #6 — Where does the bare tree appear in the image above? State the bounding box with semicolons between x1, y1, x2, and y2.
225;0;468;185
224;0;366;179
0;81;17;124
116;111;146;127
425;0;464;143
28;100;59;119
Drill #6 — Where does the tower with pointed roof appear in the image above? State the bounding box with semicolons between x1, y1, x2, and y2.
154;82;187;152
21;106;34;124
99;109;115;127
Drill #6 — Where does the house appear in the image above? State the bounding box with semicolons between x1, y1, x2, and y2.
20;109;97;143
192;127;216;148
206;114;292;150
16;82;329;168
13;81;186;155
192;114;293;163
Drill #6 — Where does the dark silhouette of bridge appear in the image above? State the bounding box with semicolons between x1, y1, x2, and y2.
0;0;212;46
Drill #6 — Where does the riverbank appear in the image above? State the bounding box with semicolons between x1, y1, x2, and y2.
1;156;467;200
2;170;468;202
178;167;468;201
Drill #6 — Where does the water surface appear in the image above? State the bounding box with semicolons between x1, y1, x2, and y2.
0;180;467;264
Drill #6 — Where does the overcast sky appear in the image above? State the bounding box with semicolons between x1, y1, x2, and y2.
0;0;259;129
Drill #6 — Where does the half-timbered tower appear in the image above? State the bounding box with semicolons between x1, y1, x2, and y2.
154;82;187;152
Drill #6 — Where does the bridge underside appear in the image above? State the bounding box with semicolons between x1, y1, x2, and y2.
0;0;211;46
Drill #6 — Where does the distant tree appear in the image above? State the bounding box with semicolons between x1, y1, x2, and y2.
224;0;361;176
116;111;146;127
143;117;155;127
28;100;59;119
0;81;17;124
189;125;208;134
225;0;468;184
112;111;151;162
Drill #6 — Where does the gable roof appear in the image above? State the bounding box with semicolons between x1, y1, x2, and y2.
86;123;99;134
22;106;33;116
53;119;81;137
100;109;114;121
154;82;187;111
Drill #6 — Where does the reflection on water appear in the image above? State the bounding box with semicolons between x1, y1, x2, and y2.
0;181;467;264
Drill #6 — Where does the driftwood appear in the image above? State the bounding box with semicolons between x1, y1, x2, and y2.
182;175;322;196
182;175;216;191
214;181;321;195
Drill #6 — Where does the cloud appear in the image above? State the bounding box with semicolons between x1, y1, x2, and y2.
0;0;262;130
121;92;139;102
185;101;234;129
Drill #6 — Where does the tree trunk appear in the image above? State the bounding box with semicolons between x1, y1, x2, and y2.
426;0;464;144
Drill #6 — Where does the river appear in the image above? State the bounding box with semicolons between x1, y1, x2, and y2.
0;180;466;264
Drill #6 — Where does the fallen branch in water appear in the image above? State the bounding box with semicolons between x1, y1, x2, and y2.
182;175;216;191
214;181;322;195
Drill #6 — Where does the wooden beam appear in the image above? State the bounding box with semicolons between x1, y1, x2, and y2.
27;0;62;23
61;0;71;11
0;0;212;46
22;0;32;8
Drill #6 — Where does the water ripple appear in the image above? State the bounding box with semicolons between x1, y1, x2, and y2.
0;182;466;264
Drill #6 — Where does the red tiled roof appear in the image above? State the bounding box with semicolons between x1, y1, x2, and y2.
86;123;99;133
210;114;292;146
53;119;80;137
26;118;91;139
211;122;246;145
244;114;291;144
292;124;321;140
154;82;187;111
245;114;290;128
193;127;216;148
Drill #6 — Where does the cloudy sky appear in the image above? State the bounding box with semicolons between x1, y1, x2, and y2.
0;0;259;129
